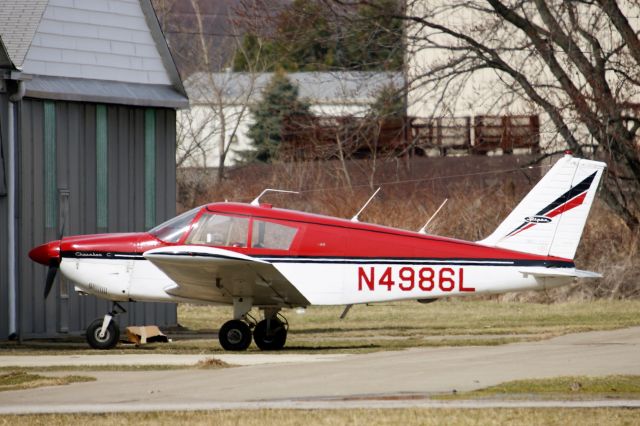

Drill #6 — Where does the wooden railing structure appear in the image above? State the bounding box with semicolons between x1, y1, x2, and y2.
278;114;540;160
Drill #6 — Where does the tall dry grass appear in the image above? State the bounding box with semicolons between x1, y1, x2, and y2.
177;157;639;301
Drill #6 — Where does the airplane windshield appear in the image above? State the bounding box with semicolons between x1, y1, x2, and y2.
148;207;200;243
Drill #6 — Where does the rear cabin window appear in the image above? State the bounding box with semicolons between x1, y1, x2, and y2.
251;220;297;250
186;214;249;247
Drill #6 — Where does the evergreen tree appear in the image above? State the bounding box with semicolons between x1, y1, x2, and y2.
233;0;403;72
340;0;404;71
246;72;312;162
370;84;405;119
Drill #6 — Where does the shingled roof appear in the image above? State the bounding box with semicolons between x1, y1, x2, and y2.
0;0;187;107
0;0;47;68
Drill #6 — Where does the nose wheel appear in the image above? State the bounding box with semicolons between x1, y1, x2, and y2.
86;302;125;350
86;318;119;349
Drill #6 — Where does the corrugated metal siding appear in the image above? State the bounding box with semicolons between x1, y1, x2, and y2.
0;91;6;197
17;98;177;338
155;108;176;224
0;92;9;339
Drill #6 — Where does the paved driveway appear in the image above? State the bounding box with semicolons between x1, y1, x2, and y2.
1;327;638;413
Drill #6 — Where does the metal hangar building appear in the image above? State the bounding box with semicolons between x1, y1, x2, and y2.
0;0;188;340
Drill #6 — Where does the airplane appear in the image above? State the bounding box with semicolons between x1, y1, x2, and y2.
29;154;606;351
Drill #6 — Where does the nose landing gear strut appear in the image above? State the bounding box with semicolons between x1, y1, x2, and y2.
86;302;126;349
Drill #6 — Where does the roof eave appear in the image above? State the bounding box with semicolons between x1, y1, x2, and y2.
138;0;188;100
24;75;189;109
0;36;16;70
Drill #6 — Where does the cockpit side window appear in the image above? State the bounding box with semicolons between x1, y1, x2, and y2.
186;213;249;247
251;220;298;250
149;207;200;243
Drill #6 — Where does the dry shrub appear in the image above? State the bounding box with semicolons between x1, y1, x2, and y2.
195;357;230;369
577;201;640;299
177;157;639;301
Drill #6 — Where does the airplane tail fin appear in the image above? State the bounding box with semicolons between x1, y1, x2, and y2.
478;155;606;260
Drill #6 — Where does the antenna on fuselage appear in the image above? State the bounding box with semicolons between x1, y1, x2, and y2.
351;187;381;222
250;188;300;206
418;198;448;234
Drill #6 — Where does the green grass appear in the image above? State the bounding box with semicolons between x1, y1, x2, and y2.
181;299;640;336
1;408;640;426
2;300;639;354
0;371;95;392
0;358;229;373
436;375;640;400
176;299;640;353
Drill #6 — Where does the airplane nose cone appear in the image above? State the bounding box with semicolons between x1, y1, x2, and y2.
29;240;61;266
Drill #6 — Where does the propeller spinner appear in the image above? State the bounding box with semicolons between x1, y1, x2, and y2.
28;239;61;298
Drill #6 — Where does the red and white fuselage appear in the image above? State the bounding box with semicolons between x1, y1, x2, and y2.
29;155;605;310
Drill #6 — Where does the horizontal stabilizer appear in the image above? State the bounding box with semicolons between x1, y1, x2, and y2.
519;267;602;279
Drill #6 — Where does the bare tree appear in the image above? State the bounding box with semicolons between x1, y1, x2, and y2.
172;0;272;182
276;76;407;191
401;0;640;230
176;107;213;168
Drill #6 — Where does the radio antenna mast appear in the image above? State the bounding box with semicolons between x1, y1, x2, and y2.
418;198;448;234
351;187;381;222
251;189;299;206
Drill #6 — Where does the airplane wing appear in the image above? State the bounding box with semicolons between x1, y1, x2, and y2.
143;246;309;306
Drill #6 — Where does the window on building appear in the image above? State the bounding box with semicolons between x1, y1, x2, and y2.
251;220;298;250
186;214;249;247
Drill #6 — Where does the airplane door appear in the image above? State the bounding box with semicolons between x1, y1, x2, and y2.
282;224;347;305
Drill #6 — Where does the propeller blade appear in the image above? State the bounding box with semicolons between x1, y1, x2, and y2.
44;263;58;299
59;218;66;240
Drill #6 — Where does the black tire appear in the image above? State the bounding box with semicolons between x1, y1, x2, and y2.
218;320;252;351
86;318;120;350
253;319;287;351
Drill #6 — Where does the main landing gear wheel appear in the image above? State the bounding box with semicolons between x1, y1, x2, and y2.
219;320;252;351
86;318;120;350
253;319;287;351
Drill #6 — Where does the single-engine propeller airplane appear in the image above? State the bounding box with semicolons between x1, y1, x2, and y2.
29;154;606;351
